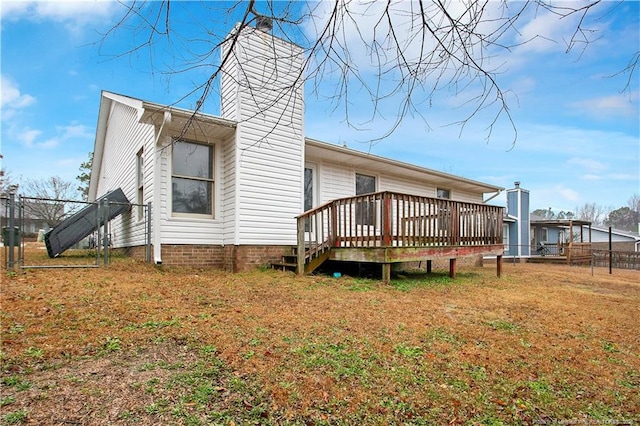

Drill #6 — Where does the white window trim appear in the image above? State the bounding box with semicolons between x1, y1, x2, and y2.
136;147;144;222
355;172;378;195
541;227;549;243
304;162;318;211
170;139;218;220
355;172;377;227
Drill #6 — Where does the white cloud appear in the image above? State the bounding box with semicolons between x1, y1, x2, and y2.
1;75;36;113
567;157;607;173
608;173;638;181
57;123;93;140
558;186;581;202
570;92;639;118
582;174;602;181
531;184;582;211
511;2;613;56
39;138;61;149
582;172;637;182
1;1;121;32
9;121;92;149
18;128;43;147
513;8;581;54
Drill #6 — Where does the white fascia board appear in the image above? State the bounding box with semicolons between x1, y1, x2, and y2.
88;92;112;201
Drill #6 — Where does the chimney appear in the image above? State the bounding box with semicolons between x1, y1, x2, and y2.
256;16;273;32
514;181;520;189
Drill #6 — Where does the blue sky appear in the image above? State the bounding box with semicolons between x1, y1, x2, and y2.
1;1;638;214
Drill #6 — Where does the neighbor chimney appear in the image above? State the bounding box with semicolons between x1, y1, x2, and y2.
256;16;273;32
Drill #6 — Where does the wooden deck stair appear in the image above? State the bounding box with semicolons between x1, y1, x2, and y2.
270;251;298;272
271;245;332;274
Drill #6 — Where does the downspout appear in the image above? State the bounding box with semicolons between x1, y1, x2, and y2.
483;189;503;204
484;189;506;254
152;110;171;264
517;188;522;258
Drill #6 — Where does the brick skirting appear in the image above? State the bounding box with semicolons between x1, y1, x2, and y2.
124;244;291;271
124;244;482;273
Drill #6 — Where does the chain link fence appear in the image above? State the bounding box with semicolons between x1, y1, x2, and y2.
1;193;150;270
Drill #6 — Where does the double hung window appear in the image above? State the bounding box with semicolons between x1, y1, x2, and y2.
355;173;376;226
171;140;214;217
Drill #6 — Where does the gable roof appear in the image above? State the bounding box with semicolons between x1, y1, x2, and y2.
90;91;503;199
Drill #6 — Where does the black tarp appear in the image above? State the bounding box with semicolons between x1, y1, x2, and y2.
45;188;131;258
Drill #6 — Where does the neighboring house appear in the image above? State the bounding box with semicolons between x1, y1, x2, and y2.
588;227;640;252
503;182;531;258
502;183;595;263
88;22;505;276
1;196;61;240
530;216;592;253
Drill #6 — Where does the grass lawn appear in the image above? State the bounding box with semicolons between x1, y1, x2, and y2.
1;251;638;425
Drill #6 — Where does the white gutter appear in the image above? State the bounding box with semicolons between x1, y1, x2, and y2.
152;111;171;264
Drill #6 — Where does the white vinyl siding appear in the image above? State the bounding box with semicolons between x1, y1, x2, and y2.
310;160;486;205
318;164;354;203
96;102;153;249
222;136;237;245
222;26;305;245
158;134;227;246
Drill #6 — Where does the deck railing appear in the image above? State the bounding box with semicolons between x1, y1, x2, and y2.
296;191;503;273
531;242;593;264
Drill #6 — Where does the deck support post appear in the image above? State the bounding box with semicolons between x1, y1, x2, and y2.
382;194;392;246
449;258;457;278
296;216;305;275
496;255;502;278
426;260;432;274
382;263;391;283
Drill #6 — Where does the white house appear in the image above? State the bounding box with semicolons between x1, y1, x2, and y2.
88;22;505;276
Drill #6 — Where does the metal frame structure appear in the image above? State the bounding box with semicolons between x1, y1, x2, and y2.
1;193;151;270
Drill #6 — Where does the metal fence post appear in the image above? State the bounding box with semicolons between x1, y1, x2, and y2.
95;200;100;265
18;195;24;268
146;201;152;263
7;192;15;270
102;198;110;266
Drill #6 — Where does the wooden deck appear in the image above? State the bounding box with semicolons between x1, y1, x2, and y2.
529;242;592;265
294;191;504;281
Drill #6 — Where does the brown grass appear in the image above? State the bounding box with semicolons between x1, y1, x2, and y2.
1;248;639;425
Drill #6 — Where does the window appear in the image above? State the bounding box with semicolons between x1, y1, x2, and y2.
304;167;314;212
136;148;144;220
356;173;376;226
541;227;548;243
503;224;509;252
172;140;214;217
437;188;451;199
304;166;315;232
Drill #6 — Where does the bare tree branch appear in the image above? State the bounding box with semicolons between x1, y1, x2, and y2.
97;0;636;146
